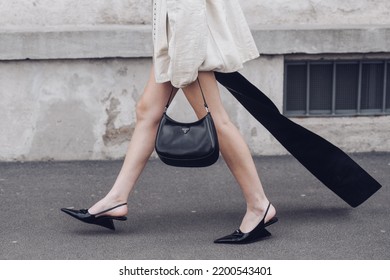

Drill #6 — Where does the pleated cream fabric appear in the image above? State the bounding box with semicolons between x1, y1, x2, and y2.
152;0;259;88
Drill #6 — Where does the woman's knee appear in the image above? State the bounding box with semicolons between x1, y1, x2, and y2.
135;95;162;124
213;113;233;135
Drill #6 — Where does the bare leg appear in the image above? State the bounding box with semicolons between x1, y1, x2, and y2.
88;67;176;217
182;72;276;233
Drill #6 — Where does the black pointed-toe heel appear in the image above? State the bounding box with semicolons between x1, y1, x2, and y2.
214;203;278;244
61;202;127;230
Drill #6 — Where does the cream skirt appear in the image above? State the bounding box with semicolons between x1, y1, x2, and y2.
152;0;259;88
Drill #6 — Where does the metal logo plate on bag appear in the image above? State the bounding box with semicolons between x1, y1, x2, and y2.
181;127;190;134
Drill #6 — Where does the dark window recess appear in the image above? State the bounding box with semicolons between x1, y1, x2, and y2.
284;60;390;116
285;64;307;113
387;66;390;109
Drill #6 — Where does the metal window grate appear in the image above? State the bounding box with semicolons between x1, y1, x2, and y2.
284;59;390;117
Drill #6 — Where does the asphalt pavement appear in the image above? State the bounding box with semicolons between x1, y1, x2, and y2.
0;153;389;260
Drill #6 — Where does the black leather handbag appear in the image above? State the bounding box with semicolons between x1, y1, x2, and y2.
155;79;219;167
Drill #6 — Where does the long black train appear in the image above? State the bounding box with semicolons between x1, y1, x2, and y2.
215;71;382;207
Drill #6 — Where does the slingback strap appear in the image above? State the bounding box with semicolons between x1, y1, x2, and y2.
262;202;272;222
93;202;127;216
164;78;209;113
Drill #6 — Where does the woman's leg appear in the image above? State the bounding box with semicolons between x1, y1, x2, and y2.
88;67;176;217
182;72;276;233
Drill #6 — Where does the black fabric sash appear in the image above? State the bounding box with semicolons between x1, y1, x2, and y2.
215;72;382;208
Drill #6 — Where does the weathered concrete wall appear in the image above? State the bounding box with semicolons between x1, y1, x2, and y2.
0;58;256;161
1;1;390;161
1;0;390;27
241;0;390;26
1;56;389;161
0;0;151;26
0;59;148;161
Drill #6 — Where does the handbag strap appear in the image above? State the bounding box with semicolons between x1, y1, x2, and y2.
164;78;209;113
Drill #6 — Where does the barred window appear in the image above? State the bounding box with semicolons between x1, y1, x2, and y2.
284;60;390;117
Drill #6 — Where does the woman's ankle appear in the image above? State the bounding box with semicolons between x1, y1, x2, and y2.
246;201;276;220
104;192;128;204
240;203;276;233
89;192;127;212
89;198;128;216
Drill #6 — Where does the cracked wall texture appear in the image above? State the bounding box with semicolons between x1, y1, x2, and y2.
0;59;148;161
1;56;389;161
1;1;390;161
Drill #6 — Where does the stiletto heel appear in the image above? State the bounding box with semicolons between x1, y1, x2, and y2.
61;202;127;231
214;202;278;244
